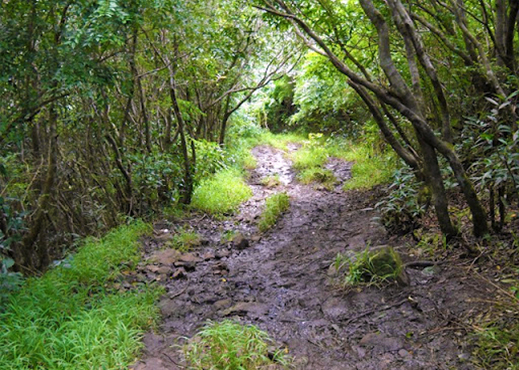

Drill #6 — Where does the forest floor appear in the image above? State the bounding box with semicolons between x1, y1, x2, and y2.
130;145;507;370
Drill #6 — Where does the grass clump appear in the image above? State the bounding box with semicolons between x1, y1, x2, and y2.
291;146;328;171
183;320;290;370
334;247;404;286
191;168;252;215
0;221;162;370
297;167;336;189
258;192;290;232
167;228;201;252
260;174;281;188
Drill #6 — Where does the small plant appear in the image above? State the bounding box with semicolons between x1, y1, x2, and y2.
221;230;238;243
375;166;427;234
258;192;290;232
192;168;252;215
336;247;404;286
167;228;201;252
260;174;281;188
183;320;289;370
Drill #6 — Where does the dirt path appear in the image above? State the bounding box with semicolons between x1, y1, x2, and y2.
131;145;499;370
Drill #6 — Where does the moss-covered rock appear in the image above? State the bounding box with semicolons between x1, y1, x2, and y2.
345;246;406;285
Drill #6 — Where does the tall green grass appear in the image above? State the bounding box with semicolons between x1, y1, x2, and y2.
191;168;253;215
328;141;396;190
258;192;290;232
0;221;161;370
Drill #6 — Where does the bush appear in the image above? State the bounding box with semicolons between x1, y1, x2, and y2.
375;166;427;234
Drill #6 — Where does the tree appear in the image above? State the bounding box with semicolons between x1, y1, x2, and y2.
256;0;519;238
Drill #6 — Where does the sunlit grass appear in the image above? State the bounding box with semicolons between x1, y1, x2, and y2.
327;142;395;190
258;131;306;151
191;168;252;215
291;146;329;171
297;167;336;189
0;221;162;370
258;192;290;232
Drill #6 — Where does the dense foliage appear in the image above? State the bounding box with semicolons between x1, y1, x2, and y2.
0;0;295;272
258;0;519;239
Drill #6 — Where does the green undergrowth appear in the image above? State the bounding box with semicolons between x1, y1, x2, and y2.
474;319;519;369
183;320;290;370
258;192;290;232
280;133;393;190
190;124;303;217
191;168;252;215
334;247;404;286
338;145;396;190
166;227;201;252
0;221;162;370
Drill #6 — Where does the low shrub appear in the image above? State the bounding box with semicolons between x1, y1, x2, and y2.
183;320;289;370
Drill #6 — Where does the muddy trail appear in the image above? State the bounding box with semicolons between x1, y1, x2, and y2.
132;145;500;370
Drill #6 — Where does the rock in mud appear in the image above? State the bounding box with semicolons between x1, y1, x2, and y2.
214;299;232;310
221;301;269;317
202;251;215;260
232;233;249;250
159;299;180;317
148;249;181;265
146;265;161;273
178;252;202;263
172;267;186;279
216;248;231;259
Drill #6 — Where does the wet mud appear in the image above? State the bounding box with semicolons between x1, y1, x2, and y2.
131;145;499;370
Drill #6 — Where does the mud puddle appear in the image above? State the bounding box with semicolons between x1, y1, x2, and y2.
131;145;500;370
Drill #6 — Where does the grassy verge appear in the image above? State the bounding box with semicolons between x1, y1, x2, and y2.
183;320;290;369
258;192;290;232
0;221;161;370
474;320;519;369
334;144;396;190
284;133;394;190
191;168;252;215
